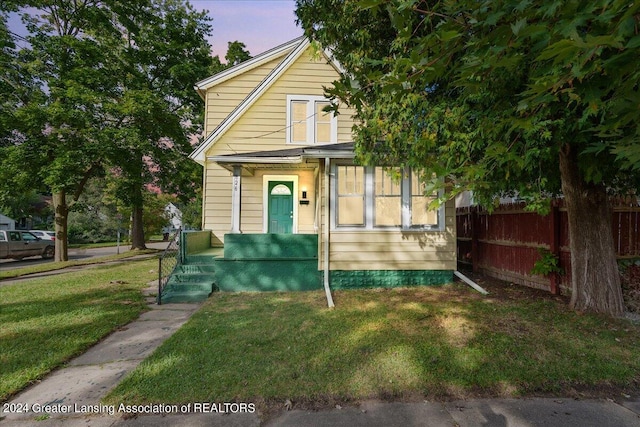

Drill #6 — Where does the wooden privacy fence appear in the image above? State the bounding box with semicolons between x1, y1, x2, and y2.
456;198;640;295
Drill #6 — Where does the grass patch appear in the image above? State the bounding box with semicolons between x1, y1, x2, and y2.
105;282;640;410
0;258;158;401
0;249;159;280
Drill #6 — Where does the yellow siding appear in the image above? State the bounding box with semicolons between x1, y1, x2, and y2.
204;57;284;136
205;46;354;157
203;162;232;245
318;189;457;271
202;165;319;241
202;45;355;243
200;42;458;269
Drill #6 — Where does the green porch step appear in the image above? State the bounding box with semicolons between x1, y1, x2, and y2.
174;264;216;274
164;280;214;292
160;289;213;304
170;273;216;283
185;254;219;265
159;257;218;304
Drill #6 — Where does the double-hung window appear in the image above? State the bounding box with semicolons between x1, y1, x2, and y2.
336;166;365;226
286;95;337;145
332;164;442;230
374;167;402;227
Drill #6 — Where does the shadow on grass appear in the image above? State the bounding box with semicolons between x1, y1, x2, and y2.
0;276;149;401
105;285;640;407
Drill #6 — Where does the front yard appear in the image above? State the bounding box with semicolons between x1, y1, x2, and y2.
105;279;640;410
0;258;157;401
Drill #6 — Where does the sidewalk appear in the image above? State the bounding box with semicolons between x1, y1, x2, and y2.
2;285;640;427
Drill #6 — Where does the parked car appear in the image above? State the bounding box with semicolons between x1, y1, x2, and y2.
29;230;56;241
0;230;55;260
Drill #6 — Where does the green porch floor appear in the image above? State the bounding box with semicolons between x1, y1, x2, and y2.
194;247;224;256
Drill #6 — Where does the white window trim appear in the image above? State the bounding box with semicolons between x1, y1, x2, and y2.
330;164;444;231
286;95;338;145
262;175;299;233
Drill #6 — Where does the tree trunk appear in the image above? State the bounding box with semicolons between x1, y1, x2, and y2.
559;145;624;317
52;190;69;262
130;204;146;250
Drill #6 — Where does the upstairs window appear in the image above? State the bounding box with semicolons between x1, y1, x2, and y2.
287;95;337;145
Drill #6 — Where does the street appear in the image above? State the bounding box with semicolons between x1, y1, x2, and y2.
0;241;169;271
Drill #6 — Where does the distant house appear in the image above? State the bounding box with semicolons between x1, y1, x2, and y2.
0;213;16;231
188;37;456;293
164;202;182;230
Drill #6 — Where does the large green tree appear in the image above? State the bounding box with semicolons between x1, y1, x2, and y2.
0;9;17;146
1;0;213;257
296;0;640;316
104;0;212;249
2;0;139;261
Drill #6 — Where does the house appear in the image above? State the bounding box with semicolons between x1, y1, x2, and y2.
0;213;16;230
174;36;456;303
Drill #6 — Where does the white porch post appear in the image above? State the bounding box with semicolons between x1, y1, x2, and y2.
323;157;335;308
230;166;242;233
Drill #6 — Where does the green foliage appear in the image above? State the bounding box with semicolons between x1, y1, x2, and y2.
1;0;214;254
531;248;564;277
98;0;212;245
0;189;44;223
142;192;176;237
296;0;636;314
179;192;203;230
295;0;640;202
67;177;186;243
67;177;119;243
225;40;251;66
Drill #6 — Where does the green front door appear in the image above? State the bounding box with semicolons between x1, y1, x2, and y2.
268;181;293;233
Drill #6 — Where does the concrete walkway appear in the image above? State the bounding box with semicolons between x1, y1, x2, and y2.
2;285;640;427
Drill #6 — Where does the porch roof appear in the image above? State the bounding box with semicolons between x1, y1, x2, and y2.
209;142;355;173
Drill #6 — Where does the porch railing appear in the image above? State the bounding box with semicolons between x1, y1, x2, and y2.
157;227;182;305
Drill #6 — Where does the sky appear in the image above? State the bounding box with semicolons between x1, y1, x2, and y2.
7;0;304;60
194;0;303;59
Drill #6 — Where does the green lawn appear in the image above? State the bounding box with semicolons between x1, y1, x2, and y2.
0;249;159;280
0;258;157;401
105;282;640;409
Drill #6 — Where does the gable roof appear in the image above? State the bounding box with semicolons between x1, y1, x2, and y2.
193;36;306;99
189;37;343;165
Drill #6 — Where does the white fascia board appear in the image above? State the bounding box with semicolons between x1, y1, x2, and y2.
322;47;346;75
208;156;303;164
189;38;311;164
302;149;355;159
